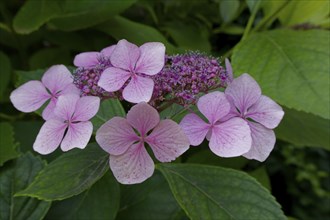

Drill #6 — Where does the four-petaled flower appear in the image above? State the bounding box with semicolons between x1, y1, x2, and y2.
74;45;116;67
180;91;252;157
10;65;79;120
96;102;190;184
98;39;165;103
33;94;100;155
224;73;284;161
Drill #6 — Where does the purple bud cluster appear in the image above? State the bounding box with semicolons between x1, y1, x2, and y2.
150;51;230;106
73;56;122;99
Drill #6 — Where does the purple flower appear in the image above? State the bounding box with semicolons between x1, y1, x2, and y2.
10;65;79;120
73;45;116;68
224;73;284;161
98;39;165;103
180;91;252;157
151;52;230;106
96;102;189;184
33;94;100;155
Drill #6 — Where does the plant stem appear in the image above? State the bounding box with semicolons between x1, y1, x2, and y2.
241;1;262;41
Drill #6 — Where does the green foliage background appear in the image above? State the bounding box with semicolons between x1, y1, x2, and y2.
0;0;329;219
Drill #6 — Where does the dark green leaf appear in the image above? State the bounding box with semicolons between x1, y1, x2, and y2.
220;0;240;23
275;107;330;150
45;172;119;220
0;122;19;166
48;0;136;31
248;166;271;191
16;144;109;201
0;51;11;101
13;121;43;153
15;69;45;87
91;99;126;132
245;0;262;12
13;0;62;34
232;30;330;119
117;171;187;220
0;153;50;220
157;163;286;220
97;16;177;54
29;48;71;69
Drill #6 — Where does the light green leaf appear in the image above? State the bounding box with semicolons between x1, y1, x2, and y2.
157;163;286;220
117;171;187;220
45;172;119;220
0;51;11;101
0;122;19;166
97;16;177;54
0;153;51;220
232;30;330;119
220;0;240;23
29;48;71;69
48;0;136;31
275;107;330;150
13;0;62;34
16;144;109;201
91;99;126;132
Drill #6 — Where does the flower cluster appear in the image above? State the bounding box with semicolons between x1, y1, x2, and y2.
10;38;284;184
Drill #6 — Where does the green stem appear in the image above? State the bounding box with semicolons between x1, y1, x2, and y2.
241;1;262;41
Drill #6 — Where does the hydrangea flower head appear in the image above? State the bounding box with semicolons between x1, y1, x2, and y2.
151;52;230;106
10;65;79;120
180;91;252;157
98;39;165;103
225;73;284;161
33;94;100;155
96;102;189;184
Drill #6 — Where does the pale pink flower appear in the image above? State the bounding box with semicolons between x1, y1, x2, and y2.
10;65;79;120
97;39;165;103
33;94;100;155
96;102;189;184
73;45;116;67
225;73;284;161
180;91;252;158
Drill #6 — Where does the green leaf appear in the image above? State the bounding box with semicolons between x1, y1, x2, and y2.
275;107;330;150
0;51;11;101
97;16;177;54
13;0;62;34
245;0;262;12
220;0;240;23
48;0;136;31
117;171;187;220
0;122;19;166
0;153;51;220
29;48;71;69
232;30;330;119
248;166;271;191
157;163;286;220
16;144;109;201
45;172;119;220
15;69;45;87
13;121;43;153
164;22;211;52
91;99;126;131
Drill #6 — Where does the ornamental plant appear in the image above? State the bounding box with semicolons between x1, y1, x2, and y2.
1;1;329;220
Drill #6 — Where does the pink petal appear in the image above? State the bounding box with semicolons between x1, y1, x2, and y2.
72;96;100;121
209;117;252;157
243;122;276;162
61;83;80;96
197;91;231;124
73;52;99;67
42;98;57;120
96;117;139;155
225;73;261;114
225;58;233;82
100;45;116;57
246;95;284;129
60;121;93;151
33;119;67;155
41;65;74;94
179;113;210;146
123;75;154;103
126;102;160;136
110;142;154;184
54;94;80;120
10;80;50;113
135;42;165;75
146;119;190;162
97;67;131;92
110;39;140;71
